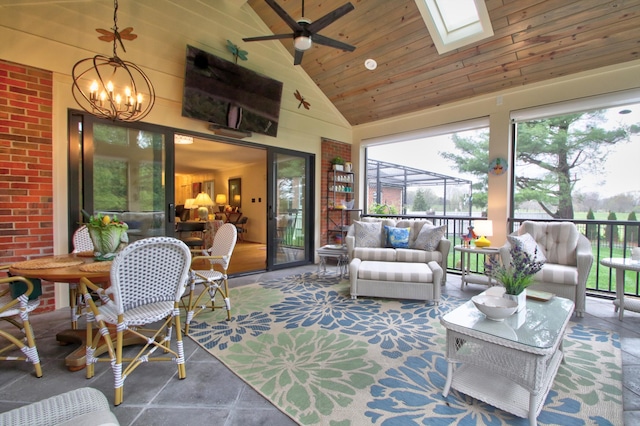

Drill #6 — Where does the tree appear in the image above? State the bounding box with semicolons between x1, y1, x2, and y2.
515;112;635;219
439;131;489;211
412;188;428;212
586;208;598;240
442;111;637;219
606;211;619;244
627;211;639;246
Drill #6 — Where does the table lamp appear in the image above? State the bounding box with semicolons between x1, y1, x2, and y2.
215;194;227;212
473;220;493;247
183;198;197;220
194;192;214;221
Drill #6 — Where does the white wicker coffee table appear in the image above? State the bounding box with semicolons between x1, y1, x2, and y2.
441;293;574;426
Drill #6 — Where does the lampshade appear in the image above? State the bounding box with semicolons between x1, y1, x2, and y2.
473;220;493;248
194;192;214;207
215;194;227;204
473;220;493;236
294;35;313;51
183;198;197;209
233;194;241;203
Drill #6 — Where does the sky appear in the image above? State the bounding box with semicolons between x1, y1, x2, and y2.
368;103;640;198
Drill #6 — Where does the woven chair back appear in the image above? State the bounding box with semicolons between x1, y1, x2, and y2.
109;237;191;313
72;225;94;253
207;223;237;270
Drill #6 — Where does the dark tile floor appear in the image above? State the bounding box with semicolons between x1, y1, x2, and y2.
1;265;639;425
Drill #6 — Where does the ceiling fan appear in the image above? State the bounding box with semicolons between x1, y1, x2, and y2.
243;0;356;65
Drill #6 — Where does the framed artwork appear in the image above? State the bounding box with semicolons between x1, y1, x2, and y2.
203;180;215;200
192;182;202;197
229;178;241;208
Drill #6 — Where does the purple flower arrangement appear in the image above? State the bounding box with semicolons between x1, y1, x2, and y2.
486;243;545;295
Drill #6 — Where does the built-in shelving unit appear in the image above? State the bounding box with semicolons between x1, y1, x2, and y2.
326;170;361;245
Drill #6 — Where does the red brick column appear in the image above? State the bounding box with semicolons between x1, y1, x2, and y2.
0;59;55;312
320;138;352;244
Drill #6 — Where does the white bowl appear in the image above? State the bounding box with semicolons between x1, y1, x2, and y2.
472;295;518;321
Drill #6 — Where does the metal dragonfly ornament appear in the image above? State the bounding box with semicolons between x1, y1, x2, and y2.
294;90;311;110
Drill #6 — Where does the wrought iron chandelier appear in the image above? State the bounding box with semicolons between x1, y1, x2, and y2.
71;0;155;122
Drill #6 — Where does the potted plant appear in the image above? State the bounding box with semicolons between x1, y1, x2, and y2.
331;156;345;171
84;212;129;261
485;243;545;311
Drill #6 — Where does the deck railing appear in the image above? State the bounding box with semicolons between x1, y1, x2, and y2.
362;214;640;299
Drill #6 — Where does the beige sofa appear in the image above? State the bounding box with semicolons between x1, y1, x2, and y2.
346;218;450;303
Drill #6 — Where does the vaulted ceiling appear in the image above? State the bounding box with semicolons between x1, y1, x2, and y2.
246;0;640;126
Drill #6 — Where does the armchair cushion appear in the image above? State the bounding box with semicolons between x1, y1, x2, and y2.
519;221;578;265
507;233;547;263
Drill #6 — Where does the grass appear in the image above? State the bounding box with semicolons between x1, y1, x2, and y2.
448;245;640;297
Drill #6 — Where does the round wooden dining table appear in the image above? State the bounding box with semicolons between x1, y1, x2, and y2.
8;253;111;283
8;253;125;371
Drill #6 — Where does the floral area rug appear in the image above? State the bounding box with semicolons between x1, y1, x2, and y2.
187;272;622;425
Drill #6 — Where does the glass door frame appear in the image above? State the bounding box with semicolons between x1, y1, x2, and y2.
266;147;315;270
67;111;176;246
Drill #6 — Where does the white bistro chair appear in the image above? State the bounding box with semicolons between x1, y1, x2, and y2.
79;237;191;406
184;223;237;333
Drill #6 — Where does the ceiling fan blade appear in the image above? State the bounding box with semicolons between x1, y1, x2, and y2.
243;33;294;42
312;34;356;52
265;0;303;31
294;49;305;65
307;2;355;34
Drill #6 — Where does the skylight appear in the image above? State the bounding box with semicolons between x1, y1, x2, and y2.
415;0;494;54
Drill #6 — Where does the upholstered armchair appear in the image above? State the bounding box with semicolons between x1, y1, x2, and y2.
499;221;593;317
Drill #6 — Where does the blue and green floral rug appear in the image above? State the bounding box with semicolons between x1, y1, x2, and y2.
187;272;622;425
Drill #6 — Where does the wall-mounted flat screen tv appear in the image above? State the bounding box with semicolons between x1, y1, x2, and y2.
182;45;283;137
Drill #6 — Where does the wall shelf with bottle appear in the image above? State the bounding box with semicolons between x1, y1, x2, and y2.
326;170;360;245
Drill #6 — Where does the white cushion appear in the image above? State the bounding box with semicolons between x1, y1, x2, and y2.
354;221;383;248
508;233;547;264
519;221;578;265
411;224;446;251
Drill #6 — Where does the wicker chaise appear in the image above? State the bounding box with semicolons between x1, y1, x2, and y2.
0;387;119;426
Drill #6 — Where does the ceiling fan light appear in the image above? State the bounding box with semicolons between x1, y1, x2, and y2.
294;35;312;51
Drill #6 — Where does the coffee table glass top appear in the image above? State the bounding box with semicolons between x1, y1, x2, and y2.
442;295;574;349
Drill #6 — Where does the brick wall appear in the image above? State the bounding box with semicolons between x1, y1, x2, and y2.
320;138;352;244
0;59;55;312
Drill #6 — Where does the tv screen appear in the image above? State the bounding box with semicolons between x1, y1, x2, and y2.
182;45;283;137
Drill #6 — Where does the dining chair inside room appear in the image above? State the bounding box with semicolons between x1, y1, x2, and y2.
78;237;192;406
184;223;237;333
176;221;206;251
235;216;248;242
0;266;42;378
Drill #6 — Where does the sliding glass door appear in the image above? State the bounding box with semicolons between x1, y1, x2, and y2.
267;148;315;269
68;113;174;245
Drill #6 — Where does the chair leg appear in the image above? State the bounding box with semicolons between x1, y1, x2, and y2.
114;322;124;406
174;305;187;379
21;317;42;378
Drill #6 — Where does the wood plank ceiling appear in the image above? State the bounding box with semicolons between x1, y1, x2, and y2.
247;0;640;126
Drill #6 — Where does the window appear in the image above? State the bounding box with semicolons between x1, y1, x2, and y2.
365;118;489;216
415;0;493;54
511;96;640;220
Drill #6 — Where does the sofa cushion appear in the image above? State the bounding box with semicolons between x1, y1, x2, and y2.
384;226;410;248
354;221;383;248
508;233;547;264
411;224;446;251
396;220;433;246
396;249;441;263
353;247;397;261
358;261;434;283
